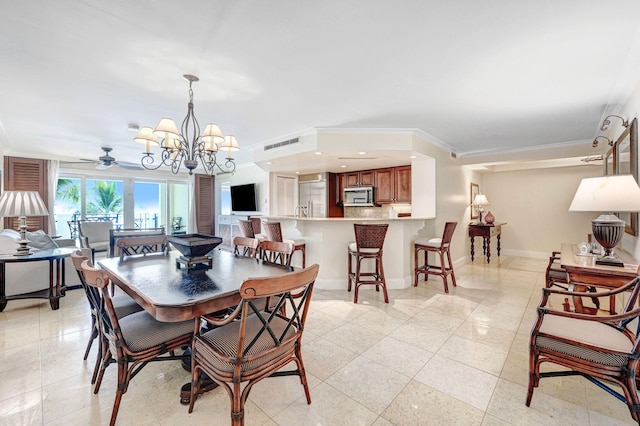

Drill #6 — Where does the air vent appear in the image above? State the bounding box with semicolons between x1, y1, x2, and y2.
264;137;300;151
450;152;458;160
337;157;378;160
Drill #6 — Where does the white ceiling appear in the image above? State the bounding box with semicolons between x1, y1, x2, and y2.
2;1;640;173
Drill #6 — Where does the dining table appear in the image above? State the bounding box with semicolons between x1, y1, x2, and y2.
98;249;299;403
98;249;296;323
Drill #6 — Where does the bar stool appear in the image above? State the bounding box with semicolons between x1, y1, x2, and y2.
263;221;306;268
413;221;457;292
347;223;389;304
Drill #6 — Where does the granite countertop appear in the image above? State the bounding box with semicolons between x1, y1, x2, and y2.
259;215;432;222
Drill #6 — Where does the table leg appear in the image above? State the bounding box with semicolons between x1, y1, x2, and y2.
48;259;60;310
497;234;502;257
470;237;475;261
486;237;491;263
0;263;6;312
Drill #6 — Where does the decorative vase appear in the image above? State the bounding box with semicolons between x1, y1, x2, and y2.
484;211;495;224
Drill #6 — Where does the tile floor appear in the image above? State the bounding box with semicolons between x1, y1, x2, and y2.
0;255;636;425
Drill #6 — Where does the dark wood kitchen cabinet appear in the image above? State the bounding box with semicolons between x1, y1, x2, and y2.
375;166;412;204
346;170;374;187
394;165;412;203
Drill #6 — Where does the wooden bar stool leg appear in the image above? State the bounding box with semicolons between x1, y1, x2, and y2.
447;248;457;287
347;250;352;292
378;254;389;303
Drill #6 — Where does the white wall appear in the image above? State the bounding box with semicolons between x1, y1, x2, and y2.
482;165;601;258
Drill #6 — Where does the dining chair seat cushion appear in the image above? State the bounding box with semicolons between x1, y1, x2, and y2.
537;314;632;366
89;241;110;252
284;238;305;246
119;310;193;352
415;237;442;247
112;294;144;318
195;312;296;373
348;242;380;254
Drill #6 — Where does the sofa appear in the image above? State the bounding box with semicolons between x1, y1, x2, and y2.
0;229;82;297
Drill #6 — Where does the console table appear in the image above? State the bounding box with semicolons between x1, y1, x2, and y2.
559;243;639;313
469;222;506;263
0;247;76;312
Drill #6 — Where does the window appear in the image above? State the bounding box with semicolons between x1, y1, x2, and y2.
54;173;190;239
134;181;165;229
85;179;124;227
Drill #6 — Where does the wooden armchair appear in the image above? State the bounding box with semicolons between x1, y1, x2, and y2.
260;240;294;266
80;260;193;426
233;236;259;258
188;264;319;426
527;278;640;423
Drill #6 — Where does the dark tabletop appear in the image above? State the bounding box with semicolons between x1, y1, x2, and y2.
98;249;295;322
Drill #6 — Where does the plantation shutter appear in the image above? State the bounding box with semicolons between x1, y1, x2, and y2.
195;173;215;235
3;157;49;232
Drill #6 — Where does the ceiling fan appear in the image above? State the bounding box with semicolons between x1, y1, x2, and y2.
66;146;143;170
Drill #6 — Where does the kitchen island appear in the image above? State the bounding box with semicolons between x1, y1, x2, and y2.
257;216;435;290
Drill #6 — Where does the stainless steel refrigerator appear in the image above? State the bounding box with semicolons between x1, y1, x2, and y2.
298;173;328;218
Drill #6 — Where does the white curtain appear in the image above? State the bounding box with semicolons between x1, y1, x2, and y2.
47;160;59;235
187;173;196;233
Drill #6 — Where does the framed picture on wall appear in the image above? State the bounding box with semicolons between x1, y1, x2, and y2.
470;182;480;220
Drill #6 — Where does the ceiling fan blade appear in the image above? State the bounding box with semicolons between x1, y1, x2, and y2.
115;161;143;170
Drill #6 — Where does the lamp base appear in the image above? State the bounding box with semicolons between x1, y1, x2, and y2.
595;256;624;267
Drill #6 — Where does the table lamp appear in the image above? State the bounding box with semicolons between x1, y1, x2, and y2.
0;191;50;256
472;194;490;223
569;175;640;266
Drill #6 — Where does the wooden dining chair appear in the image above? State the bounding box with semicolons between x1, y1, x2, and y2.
260;239;294;266
527;277;640;423
263;221;306;267
233;236;260;258
188;264;320;426
80;260;193;426
70;250;143;383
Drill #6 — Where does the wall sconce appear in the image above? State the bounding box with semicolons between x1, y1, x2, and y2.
600;115;629;131
592;136;612;148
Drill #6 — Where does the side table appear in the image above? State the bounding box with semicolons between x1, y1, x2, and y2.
0;247;76;312
469;222;506;263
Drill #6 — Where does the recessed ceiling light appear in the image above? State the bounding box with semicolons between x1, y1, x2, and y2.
409;155;417;159
341;165;347;168
127;123;139;132
358;151;366;155
266;161;272;165
315;152;322;155
296;171;300;174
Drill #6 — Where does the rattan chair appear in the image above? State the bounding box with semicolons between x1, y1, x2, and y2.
413;222;457;293
78;220;113;253
188;264;320;426
233;236;260;258
70;250;143;383
527;278;640;423
347;223;389;304
80;260;193;426
263;221;306;267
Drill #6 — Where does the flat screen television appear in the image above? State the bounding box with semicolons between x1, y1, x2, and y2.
230;183;258;212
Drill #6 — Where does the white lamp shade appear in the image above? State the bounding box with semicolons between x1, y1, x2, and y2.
219;135;240;151
472;194;490;207
201;123;224;152
0;191;49;217
153;118;180;140
134;126;160;153
569;175;640;212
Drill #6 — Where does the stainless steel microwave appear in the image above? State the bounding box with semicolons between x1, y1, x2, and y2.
343;186;375;207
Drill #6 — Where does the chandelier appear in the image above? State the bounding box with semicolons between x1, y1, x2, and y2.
134;74;239;175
